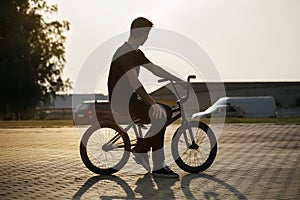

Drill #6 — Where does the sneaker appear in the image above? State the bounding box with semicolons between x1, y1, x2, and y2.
132;150;151;172
152;166;179;179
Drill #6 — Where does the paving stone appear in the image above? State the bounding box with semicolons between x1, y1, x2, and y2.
0;124;299;199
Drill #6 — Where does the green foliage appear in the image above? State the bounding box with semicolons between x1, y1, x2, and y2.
0;0;71;119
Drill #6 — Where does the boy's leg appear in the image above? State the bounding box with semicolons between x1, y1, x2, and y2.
131;101;171;151
129;98;152;171
150;104;178;178
129;97;151;153
149;104;172;170
130;100;178;177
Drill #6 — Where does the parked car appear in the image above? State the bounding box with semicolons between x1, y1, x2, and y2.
192;104;246;118
73;100;111;125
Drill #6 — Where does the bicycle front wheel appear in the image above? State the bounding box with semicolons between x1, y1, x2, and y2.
171;121;217;173
80;121;130;175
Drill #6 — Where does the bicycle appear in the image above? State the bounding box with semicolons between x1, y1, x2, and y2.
80;75;217;175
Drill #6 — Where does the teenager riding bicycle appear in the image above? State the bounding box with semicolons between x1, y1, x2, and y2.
108;17;183;178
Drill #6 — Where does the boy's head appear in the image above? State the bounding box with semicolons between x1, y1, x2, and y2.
130;17;153;41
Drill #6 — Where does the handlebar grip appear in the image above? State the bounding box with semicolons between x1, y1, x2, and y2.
158;78;169;83
188;75;196;81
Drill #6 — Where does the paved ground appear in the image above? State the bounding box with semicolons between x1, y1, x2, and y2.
0;124;299;199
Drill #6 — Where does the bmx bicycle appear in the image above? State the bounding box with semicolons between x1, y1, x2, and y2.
80;75;217;175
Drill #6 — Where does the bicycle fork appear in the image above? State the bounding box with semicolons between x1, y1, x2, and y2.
182;121;199;150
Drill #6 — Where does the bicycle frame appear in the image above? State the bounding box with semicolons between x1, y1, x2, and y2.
119;75;197;149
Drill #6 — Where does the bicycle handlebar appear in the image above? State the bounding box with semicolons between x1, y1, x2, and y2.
158;75;196;84
158;75;196;103
157;78;169;83
187;75;196;82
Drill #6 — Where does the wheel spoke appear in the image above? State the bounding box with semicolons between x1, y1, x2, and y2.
81;122;130;174
172;122;217;173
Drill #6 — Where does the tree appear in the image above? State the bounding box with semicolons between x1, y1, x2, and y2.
0;0;71;119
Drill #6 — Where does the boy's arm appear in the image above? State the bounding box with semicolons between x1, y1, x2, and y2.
126;69;166;118
143;63;183;83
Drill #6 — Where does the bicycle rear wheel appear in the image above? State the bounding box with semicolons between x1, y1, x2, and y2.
171;121;217;173
80;121;130;175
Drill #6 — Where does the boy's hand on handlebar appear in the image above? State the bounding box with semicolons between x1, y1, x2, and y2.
150;104;166;119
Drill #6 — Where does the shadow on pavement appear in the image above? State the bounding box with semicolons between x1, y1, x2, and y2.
181;174;247;200
72;175;135;199
134;173;178;199
73;173;247;199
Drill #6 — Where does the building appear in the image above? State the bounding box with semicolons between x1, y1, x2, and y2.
152;82;300;117
39;82;300;119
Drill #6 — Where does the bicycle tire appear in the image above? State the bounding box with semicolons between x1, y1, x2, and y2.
80;121;130;175
171;121;217;173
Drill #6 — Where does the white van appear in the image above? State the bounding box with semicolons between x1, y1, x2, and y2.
192;96;277;118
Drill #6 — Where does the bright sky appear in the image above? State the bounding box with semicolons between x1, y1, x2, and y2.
47;0;300;93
